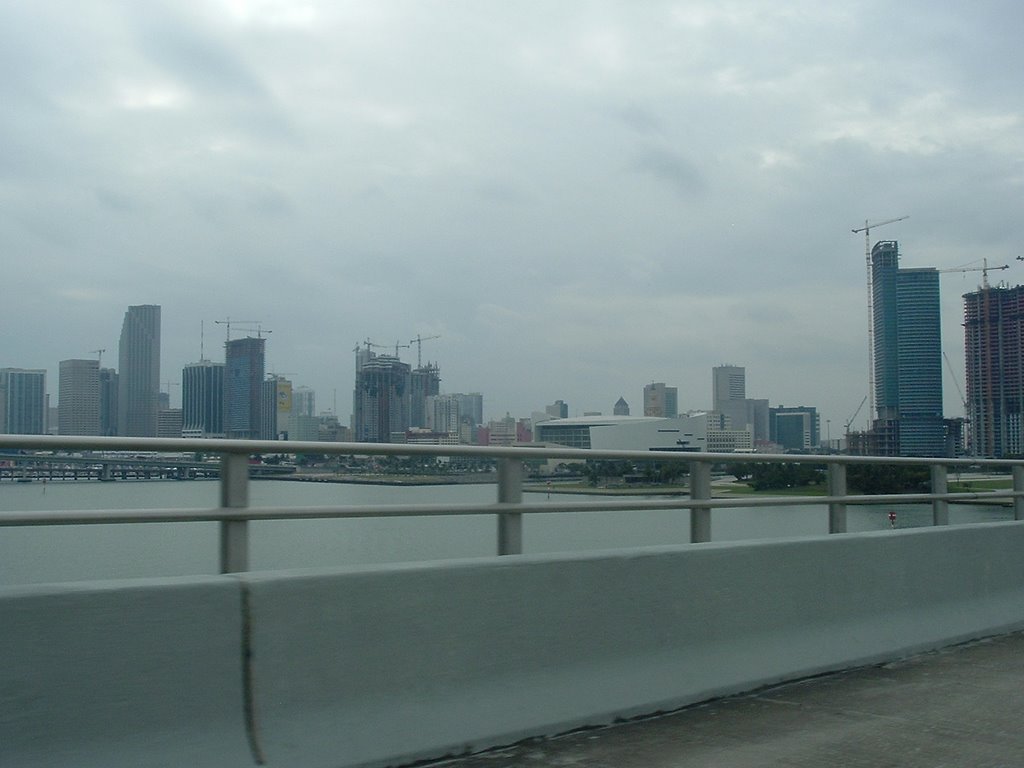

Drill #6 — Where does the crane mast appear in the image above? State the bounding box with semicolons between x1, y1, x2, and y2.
851;215;909;426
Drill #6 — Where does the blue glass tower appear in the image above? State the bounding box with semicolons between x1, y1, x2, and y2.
871;242;944;456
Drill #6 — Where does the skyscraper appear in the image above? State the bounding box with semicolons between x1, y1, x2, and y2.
963;284;1024;457
643;383;678;418
712;365;746;412
410;363;441;428
182;360;225;438
261;376;292;440
58;359;100;436
870;241;944;456
353;351;411;442
0;368;46;434
99;368;118;436
224;337;265;440
117;304;161;437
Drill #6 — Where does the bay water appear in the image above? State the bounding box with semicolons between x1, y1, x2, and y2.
0;479;1012;586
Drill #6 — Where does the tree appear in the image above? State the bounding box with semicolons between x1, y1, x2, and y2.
847;464;930;494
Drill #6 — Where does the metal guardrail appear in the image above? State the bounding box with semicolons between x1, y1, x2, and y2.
2;435;1024;573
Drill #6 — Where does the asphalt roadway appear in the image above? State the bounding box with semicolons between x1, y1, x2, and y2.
433;630;1024;768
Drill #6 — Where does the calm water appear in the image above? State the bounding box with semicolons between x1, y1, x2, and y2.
0;479;1013;586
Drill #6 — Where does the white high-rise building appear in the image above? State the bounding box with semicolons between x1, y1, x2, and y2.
58;359;100;436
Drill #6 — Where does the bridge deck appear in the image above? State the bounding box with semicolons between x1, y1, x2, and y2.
436;630;1024;768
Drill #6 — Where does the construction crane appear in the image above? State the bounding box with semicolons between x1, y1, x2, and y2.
844;395;868;436
90;349;106;367
214;318;266;342
392;340;411;358
409;334;441;367
938;258;1009;289
851;215;909;423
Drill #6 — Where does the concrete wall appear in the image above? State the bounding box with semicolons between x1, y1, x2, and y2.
4;522;1024;768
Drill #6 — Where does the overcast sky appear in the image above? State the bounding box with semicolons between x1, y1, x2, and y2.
3;1;1022;433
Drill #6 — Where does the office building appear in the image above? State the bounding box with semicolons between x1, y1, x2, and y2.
455;393;484;427
546;400;569;419
182;360;225;439
769;406;820;452
964;284;1024;457
293;386;316;418
712;365;746;412
643;383;678;418
353;352;411;442
224;337;265;440
157;408;183;438
0;368;47;434
58;359;100;436
710;365;769;444
117;304;161;437
870;242;944;456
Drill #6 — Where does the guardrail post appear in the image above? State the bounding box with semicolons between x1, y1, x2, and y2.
931;465;949;526
1014;466;1024;521
689;460;711;543
497;457;523;555
220;452;250;573
828;462;847;534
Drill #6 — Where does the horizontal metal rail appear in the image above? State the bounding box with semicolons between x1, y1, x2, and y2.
3;435;1024;573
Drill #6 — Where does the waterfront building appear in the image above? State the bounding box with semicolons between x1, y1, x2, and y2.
353;352;411;442
58;359;100;436
535;414;706;452
643;383;678;418
0;368;46;434
481;415;531;446
964;284;1024;457
224;337;265;440
117;304;161;437
613;397;630;416
182;360;224;439
769;406;820;451
870;242;944;456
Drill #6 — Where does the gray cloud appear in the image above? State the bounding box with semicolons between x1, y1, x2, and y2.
1;0;1021;429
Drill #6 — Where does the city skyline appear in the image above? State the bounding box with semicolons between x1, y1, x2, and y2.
2;2;1021;432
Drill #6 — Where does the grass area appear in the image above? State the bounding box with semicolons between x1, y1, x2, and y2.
949;478;1012;492
716;482;828;497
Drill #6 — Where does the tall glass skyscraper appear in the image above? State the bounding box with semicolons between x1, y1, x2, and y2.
224;337;265;440
871;242;944;456
0;368;47;434
117;304;161;437
182;360;225;438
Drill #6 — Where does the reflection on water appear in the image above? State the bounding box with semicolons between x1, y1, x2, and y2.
0;480;1014;585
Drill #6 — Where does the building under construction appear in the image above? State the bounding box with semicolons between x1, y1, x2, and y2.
964;284;1024;457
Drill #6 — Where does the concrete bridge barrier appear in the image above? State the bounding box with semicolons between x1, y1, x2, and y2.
244;521;1024;767
0;577;253;768
3;522;1024;767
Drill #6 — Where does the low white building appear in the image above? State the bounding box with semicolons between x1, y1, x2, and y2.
533;414;707;452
